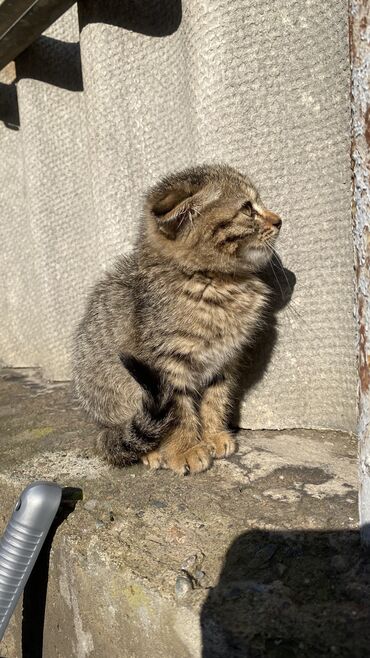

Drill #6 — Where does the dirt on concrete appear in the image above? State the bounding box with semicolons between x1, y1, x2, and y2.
0;368;368;658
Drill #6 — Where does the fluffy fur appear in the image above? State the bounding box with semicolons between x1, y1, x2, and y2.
72;164;282;474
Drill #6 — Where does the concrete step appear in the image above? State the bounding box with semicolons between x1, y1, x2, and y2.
0;368;367;657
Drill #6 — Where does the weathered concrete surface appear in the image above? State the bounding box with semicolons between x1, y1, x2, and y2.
0;369;368;658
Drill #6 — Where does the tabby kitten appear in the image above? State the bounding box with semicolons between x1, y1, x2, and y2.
73;164;282;474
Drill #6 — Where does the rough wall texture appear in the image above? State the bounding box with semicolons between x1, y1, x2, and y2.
0;0;357;430
350;0;370;539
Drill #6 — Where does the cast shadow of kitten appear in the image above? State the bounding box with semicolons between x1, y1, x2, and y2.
230;254;296;429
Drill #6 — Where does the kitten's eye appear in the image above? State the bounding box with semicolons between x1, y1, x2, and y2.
241;201;254;215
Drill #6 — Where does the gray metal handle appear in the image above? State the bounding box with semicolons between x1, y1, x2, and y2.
0;481;62;642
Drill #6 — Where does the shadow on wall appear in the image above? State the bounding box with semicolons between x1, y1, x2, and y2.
15;36;83;92
0;82;20;129
78;0;182;37
0;0;182;128
0;36;83;129
201;528;370;658
231;254;296;428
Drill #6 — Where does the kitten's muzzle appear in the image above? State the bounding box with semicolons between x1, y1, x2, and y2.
256;206;282;231
262;210;282;230
271;216;282;230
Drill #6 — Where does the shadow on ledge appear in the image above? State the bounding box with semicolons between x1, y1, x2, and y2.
201;528;370;658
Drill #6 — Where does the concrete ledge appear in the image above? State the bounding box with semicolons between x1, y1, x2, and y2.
0;368;368;657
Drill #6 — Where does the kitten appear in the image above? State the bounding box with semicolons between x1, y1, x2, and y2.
72;164;282;474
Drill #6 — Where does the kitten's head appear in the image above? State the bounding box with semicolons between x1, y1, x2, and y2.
144;164;282;273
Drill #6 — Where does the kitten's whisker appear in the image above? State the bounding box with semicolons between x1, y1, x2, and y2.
279;302;323;343
266;241;293;296
267;252;285;301
177;214;187;231
264;246;319;344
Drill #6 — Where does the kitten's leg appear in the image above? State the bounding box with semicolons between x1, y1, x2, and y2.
200;375;237;459
143;392;212;475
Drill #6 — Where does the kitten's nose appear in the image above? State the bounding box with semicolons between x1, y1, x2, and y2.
262;210;282;230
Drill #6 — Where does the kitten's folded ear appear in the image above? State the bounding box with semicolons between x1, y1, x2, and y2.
148;181;218;240
151;188;192;239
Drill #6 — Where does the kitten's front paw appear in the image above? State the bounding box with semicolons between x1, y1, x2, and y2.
142;450;163;470
204;431;237;459
164;444;212;475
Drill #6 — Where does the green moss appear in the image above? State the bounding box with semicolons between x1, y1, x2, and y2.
29;426;54;439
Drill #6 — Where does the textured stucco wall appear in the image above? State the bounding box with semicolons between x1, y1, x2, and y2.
0;0;357;431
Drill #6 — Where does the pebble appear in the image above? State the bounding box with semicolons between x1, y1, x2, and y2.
181;554;197;571
95;520;105;529
256;544;278;562
84;499;97;512
150;499;167;509
330;555;347;572
175;573;193;599
194;569;206;582
249;543;278;569
277;563;287;576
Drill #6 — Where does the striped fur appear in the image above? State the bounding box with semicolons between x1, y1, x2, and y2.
97;355;175;466
72;164;281;473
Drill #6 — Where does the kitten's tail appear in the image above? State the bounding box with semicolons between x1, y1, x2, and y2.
97;354;175;467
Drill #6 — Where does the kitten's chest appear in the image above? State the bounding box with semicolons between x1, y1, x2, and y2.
178;276;268;362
